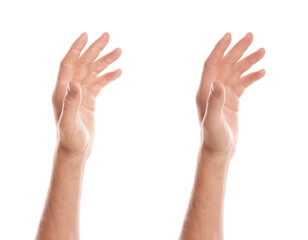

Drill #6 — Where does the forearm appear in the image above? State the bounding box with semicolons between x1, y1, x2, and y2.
180;143;231;240
36;145;87;240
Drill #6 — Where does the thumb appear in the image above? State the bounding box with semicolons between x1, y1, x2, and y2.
204;81;226;123
61;81;81;122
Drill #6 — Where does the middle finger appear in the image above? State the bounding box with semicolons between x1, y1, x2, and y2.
78;32;110;66
222;32;253;66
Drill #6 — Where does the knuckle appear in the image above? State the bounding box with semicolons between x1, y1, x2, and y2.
91;45;101;53
247;55;257;65
59;59;65;68
104;57;113;64
60;59;74;69
105;73;115;81
60;59;67;67
244;61;252;69
203;58;214;68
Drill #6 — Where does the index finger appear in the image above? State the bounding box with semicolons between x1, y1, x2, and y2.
57;32;88;84
200;32;231;89
203;32;231;69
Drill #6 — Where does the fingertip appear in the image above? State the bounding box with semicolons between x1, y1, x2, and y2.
80;32;88;41
256;48;266;58
225;32;231;39
259;47;266;53
255;69;266;79
102;32;110;40
116;68;122;76
246;32;253;39
223;32;232;43
114;47;122;55
110;69;122;81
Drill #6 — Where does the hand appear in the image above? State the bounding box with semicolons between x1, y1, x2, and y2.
196;32;265;159
52;32;122;159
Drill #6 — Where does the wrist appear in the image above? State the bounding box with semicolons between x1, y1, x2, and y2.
56;136;91;158
55;143;89;168
200;141;233;166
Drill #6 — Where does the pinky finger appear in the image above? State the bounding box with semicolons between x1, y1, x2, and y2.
233;69;266;97
88;69;122;97
241;69;266;88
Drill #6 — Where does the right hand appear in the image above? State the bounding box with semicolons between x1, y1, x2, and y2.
52;32;122;159
196;32;266;159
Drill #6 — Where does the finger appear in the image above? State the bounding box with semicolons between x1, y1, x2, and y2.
89;48;122;76
88;69;122;97
234;48;265;75
60;81;82;125
198;33;231;106
203;32;231;69
222;32;253;66
241;68;266;87
233;69;266;97
204;81;226;124
84;48;122;85
78;32;109;66
57;32;88;83
197;33;231;123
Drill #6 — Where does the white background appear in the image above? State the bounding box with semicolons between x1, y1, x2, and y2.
0;0;308;239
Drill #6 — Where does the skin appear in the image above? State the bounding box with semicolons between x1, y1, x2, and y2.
35;31;264;240
179;32;266;240
35;32;122;240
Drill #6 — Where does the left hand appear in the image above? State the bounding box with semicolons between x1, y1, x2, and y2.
52;32;122;158
196;32;265;158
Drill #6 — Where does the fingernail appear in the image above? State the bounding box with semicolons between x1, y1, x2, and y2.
211;81;220;95
68;82;77;95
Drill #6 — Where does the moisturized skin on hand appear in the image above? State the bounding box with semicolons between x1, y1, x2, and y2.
35;32;122;240
179;32;266;240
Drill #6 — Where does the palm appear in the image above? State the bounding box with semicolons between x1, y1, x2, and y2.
52;32;122;153
196;32;265;154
